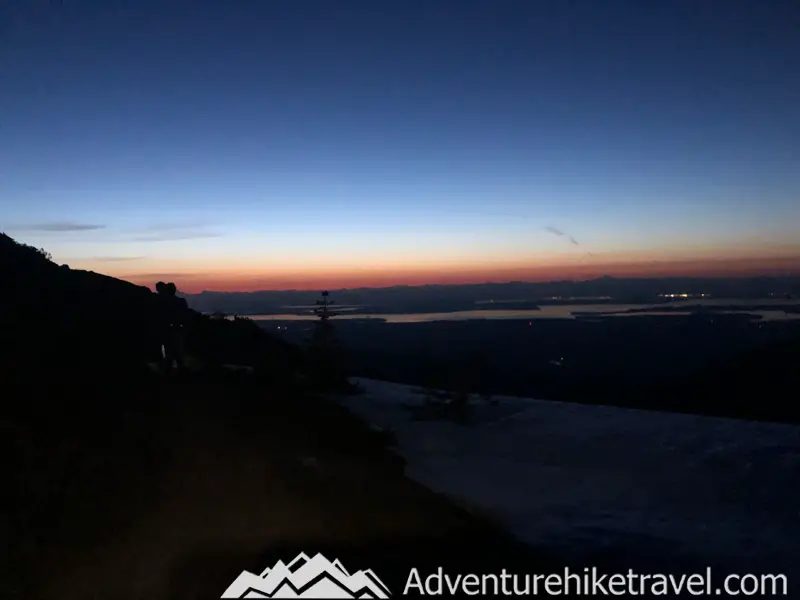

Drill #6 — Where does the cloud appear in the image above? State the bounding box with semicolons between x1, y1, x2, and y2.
9;221;106;232
543;224;592;256
92;256;145;262
131;231;222;242
122;221;222;242
543;225;566;237
131;220;213;232
543;225;580;245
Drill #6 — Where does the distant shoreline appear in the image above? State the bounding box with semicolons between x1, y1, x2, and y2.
226;300;800;324
201;296;800;318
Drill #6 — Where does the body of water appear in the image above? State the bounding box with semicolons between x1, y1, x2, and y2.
246;299;800;323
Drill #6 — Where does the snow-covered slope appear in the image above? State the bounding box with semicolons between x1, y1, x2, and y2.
337;379;800;575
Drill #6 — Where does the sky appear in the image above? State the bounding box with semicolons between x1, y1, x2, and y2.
2;0;799;292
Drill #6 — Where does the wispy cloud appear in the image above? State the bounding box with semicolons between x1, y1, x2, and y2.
544;225;565;237
131;231;222;242
8;221;106;232
543;225;580;245
131;220;213;232
92;256;145;262
123;221;222;242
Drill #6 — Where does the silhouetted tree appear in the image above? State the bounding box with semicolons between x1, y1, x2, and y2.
308;291;349;391
34;247;52;261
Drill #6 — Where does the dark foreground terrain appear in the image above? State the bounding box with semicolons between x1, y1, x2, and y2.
3;232;797;599
269;315;800;424
4;363;559;600
0;232;549;598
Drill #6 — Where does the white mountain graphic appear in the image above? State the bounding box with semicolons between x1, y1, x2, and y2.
221;552;391;598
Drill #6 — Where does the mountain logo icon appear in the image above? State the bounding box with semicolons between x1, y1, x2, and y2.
221;552;391;598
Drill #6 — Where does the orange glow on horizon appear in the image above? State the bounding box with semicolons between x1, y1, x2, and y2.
118;254;800;293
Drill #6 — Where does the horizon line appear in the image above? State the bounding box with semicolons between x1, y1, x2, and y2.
177;273;800;295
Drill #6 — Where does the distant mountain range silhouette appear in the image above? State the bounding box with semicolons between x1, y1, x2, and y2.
184;276;800;317
221;552;391;598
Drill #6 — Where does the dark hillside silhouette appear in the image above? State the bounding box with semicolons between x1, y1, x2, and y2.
1;232;161;369
3;232;562;598
187;313;304;380
0;232;302;376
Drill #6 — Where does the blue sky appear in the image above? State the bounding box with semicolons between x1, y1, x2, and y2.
2;0;798;290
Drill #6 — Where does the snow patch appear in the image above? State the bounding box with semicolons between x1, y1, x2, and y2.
337;379;800;574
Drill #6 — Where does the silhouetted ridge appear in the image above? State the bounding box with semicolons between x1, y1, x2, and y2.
0;232;302;375
0;232;55;268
